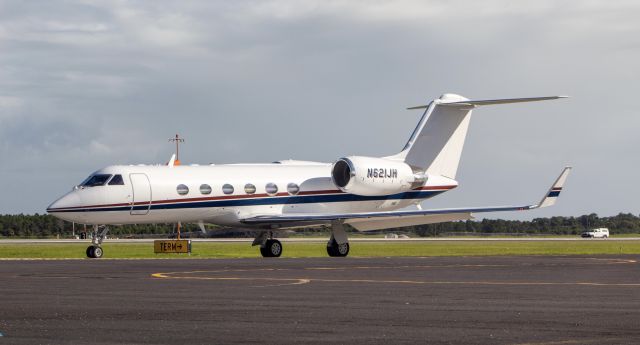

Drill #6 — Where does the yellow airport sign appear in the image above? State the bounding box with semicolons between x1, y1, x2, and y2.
154;240;191;254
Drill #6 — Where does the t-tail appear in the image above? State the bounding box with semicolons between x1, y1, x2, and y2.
385;94;568;179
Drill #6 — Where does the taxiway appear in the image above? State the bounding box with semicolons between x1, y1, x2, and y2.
0;256;639;344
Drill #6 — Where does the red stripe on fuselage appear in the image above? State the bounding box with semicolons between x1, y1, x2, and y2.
47;189;345;211
47;186;454;212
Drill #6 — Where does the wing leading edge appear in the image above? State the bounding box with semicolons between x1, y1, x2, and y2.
240;167;572;231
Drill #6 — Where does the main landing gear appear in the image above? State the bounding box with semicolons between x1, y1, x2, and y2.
327;239;349;257
86;225;109;259
254;232;283;258
252;221;350;258
326;220;349;257
260;239;283;258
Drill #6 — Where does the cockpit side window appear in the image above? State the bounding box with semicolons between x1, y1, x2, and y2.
108;174;124;185
81;174;112;187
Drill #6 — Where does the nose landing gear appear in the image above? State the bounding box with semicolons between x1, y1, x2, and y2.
86;245;103;259
86;225;109;259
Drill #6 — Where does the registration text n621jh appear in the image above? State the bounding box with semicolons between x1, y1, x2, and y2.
367;168;398;179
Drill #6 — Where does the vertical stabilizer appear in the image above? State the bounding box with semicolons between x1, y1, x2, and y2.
387;94;568;179
388;94;474;179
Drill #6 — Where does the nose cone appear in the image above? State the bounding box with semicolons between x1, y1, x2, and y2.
47;192;81;212
47;192;86;223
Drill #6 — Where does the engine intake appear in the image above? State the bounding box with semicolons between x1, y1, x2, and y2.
331;156;417;196
332;159;355;188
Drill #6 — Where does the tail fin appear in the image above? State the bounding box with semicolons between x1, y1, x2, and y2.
387;94;567;179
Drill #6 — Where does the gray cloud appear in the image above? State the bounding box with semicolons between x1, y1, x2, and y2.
0;0;638;218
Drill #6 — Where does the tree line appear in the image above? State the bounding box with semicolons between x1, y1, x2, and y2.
0;213;638;238
406;213;640;237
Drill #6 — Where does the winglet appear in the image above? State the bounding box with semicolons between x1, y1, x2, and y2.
535;166;572;208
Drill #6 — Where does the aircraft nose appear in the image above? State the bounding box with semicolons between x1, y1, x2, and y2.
47;192;82;212
47;192;87;223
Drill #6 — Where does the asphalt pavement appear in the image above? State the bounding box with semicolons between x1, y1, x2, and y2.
1;256;639;344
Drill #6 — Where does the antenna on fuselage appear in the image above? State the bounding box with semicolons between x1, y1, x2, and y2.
168;134;185;166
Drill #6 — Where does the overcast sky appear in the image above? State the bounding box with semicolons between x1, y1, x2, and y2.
0;0;638;219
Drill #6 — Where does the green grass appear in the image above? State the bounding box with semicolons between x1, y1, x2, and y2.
606;233;640;238
1;240;640;259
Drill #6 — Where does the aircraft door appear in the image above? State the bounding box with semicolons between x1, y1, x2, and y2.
130;173;152;215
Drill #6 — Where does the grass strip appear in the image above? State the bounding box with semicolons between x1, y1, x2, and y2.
0;240;639;259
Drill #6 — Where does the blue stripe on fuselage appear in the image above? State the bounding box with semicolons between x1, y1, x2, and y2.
49;190;446;213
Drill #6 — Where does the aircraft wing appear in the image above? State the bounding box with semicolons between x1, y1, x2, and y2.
241;167;571;231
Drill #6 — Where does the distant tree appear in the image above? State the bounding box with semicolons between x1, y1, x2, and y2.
0;212;639;238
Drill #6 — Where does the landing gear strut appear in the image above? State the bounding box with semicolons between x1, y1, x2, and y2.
327;220;349;257
254;231;282;258
86;225;109;259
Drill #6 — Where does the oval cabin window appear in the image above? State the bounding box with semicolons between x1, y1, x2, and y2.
176;184;189;195
265;183;278;196
244;183;256;194
222;184;234;195
200;184;212;195
287;183;300;195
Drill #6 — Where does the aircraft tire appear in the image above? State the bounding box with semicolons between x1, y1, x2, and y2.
326;244;337;257
327;241;349;257
86;245;103;258
268;239;282;257
259;245;272;257
260;239;282;258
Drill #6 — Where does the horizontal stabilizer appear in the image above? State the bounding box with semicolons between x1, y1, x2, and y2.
407;96;568;110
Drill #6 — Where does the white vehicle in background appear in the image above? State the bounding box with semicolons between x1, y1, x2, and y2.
581;228;609;238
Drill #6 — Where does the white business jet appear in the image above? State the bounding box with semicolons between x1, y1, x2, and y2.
47;93;571;258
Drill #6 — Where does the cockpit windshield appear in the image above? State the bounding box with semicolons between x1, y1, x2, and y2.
108;174;124;185
81;174;113;187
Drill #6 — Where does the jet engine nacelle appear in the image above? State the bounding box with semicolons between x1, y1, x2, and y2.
331;156;417;196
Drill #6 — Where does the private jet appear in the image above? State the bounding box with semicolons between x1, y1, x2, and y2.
47;93;571;258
